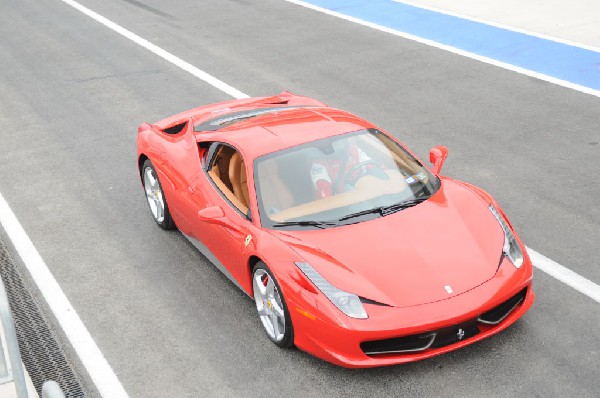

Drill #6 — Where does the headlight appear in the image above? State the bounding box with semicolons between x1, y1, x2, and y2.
489;205;524;268
295;262;368;319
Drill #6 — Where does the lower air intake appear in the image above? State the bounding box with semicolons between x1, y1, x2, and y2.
360;332;436;355
478;288;527;325
360;289;528;357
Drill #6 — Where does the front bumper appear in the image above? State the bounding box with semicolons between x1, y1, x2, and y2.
287;256;534;368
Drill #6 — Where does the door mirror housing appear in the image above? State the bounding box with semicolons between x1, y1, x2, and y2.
429;146;449;175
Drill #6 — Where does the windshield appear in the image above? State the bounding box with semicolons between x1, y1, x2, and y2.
254;129;440;229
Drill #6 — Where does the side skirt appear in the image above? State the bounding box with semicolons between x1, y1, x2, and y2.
182;233;250;296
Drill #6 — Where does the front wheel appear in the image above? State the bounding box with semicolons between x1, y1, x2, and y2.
142;159;175;230
252;262;294;348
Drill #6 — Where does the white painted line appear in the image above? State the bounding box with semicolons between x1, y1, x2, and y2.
392;0;600;53
59;0;249;100
0;193;129;397
281;0;600;99
528;248;600;303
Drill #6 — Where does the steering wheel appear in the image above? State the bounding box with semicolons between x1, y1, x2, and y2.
340;160;382;186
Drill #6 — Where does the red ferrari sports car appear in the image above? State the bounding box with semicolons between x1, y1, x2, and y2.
137;91;534;367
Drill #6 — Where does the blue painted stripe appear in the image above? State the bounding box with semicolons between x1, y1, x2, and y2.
299;0;600;91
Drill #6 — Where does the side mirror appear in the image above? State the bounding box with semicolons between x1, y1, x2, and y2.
429;146;449;175
198;206;225;221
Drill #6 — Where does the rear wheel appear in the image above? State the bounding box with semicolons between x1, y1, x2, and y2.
142;159;175;230
252;262;294;348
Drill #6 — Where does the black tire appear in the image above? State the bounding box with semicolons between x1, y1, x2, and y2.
252;261;294;348
141;159;176;230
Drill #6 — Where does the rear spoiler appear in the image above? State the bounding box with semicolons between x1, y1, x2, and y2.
241;91;294;107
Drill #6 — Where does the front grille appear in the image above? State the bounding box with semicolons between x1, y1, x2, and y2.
429;320;479;348
361;288;528;356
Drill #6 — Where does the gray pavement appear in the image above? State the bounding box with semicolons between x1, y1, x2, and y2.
0;0;599;397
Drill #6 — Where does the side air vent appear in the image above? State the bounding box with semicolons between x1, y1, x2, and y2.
163;121;187;135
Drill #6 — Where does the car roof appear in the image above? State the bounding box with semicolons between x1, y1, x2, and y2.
194;106;377;161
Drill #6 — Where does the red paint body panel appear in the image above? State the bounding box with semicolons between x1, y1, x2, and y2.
271;178;504;308
136;92;534;367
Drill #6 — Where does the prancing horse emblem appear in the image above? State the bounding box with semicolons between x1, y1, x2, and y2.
457;328;465;340
444;285;453;294
244;234;252;247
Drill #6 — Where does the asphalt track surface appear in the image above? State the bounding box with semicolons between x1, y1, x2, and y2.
0;0;599;397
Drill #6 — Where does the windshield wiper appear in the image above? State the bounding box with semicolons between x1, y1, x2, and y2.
336;207;384;222
379;197;428;215
271;220;338;229
337;197;429;222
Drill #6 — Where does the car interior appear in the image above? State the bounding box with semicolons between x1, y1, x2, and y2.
205;133;433;224
255;133;429;223
206;145;250;215
206;143;309;219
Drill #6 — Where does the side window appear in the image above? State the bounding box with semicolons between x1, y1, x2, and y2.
205;143;250;216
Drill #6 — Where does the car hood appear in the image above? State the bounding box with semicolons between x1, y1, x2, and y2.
270;179;505;308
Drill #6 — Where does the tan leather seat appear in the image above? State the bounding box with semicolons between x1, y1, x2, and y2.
256;158;294;213
229;152;249;209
